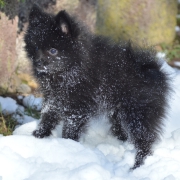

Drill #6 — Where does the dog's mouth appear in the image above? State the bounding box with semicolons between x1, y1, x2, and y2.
37;66;47;71
36;66;48;73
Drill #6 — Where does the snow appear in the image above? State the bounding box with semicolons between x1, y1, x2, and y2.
23;95;42;111
0;62;180;180
0;97;18;114
156;52;166;60
175;26;180;32
174;61;180;67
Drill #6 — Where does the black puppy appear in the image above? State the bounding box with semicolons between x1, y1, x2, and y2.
24;5;170;169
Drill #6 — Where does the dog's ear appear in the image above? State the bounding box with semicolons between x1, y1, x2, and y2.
55;10;79;38
29;4;45;26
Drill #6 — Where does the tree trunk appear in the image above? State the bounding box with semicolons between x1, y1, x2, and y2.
96;0;177;46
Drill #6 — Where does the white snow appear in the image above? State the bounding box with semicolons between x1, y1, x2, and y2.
23;95;42;111
174;61;180;67
0;62;180;180
0;97;18;114
156;52;166;60
175;26;180;32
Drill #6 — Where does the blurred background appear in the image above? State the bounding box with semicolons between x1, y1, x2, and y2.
0;0;179;96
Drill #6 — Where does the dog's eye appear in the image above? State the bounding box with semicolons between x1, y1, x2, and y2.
48;48;58;56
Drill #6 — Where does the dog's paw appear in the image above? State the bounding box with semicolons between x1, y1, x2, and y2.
32;128;51;138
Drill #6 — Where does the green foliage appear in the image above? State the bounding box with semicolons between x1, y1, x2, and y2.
0;87;8;96
24;107;41;119
0;105;18;136
161;40;180;61
0;0;5;7
0;0;25;7
177;16;180;27
0;100;40;136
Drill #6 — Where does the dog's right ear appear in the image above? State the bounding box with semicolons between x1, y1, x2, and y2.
29;4;44;26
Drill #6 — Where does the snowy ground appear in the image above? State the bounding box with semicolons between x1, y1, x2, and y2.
0;61;180;180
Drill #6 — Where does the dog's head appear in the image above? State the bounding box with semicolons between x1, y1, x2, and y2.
25;5;87;77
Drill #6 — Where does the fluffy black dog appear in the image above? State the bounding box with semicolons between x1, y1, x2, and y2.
24;5;170;169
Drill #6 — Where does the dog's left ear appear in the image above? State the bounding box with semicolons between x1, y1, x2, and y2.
55;10;79;38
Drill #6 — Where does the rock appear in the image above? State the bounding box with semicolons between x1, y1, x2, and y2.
96;0;177;46
17;84;31;94
17;73;38;90
0;12;18;94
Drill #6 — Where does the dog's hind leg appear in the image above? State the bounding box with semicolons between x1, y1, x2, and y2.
109;108;128;142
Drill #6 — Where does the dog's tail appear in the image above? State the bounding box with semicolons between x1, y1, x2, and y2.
125;42;169;85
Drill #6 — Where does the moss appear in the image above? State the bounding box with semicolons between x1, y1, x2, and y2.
0;0;5;7
0;109;18;136
96;0;177;46
177;16;180;26
0;87;8;95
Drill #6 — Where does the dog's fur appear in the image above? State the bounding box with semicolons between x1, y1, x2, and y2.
24;5;170;169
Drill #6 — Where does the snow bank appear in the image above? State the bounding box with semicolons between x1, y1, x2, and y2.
1;120;180;180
